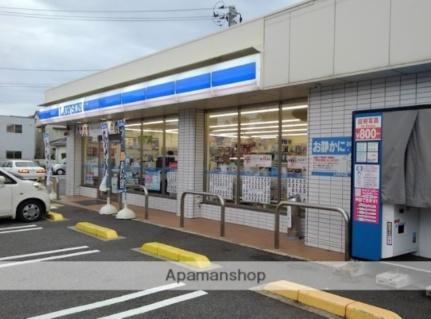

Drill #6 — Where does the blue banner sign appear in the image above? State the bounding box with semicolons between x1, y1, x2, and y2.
311;136;352;177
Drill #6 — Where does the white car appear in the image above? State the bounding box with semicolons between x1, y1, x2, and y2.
0;168;50;222
52;161;66;175
2;160;46;181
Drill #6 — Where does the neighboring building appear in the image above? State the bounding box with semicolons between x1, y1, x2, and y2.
0;115;35;161
35;125;67;163
36;0;431;260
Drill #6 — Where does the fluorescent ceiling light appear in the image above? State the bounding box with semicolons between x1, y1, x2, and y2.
143;120;163;125
209;118;300;129
282;105;308;111
250;135;278;139
143;129;163;133
209;105;307;118
240;128;308;135
209;112;237;118
241;108;278;115
165;119;178;123
282;133;308;136
125;123;141;128
212;123;307;133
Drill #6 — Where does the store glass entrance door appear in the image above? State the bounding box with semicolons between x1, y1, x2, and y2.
98;134;121;201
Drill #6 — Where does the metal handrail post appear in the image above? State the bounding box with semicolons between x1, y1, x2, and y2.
274;201;350;261
55;176;60;200
180;191;226;236
139;185;149;219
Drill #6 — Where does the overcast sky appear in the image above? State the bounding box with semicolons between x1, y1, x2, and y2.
0;0;301;116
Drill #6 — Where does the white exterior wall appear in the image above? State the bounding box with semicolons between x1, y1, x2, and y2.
307;71;431;254
0;116;35;161
66;126;82;196
176;109;205;218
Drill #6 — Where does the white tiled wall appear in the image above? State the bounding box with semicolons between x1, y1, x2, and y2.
201;204;288;233
177;109;205;217
307;71;431;252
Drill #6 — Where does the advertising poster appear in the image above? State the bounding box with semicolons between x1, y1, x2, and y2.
355;115;382;141
43;132;52;185
209;173;234;200
311;137;352;177
116;120;126;193
99;122;110;192
244;154;272;168
145;170;161;191
353;114;382;225
241;175;271;204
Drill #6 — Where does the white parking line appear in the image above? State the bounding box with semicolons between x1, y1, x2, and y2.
0;227;43;234
0;224;38;231
0;250;100;269
27;282;186;319
99;290;208;319
0;246;90;261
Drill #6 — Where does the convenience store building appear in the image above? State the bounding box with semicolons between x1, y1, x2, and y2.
37;0;431;259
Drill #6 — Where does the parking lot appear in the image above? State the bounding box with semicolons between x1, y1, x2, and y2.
0;204;429;319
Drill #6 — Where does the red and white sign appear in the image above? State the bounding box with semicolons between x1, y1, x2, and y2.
355;116;382;141
353;188;379;224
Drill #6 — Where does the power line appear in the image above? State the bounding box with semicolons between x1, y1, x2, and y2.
0;67;101;72
0;6;214;13
0;11;214;22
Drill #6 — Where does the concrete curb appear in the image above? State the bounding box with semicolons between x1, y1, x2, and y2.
47;211;65;221
75;222;119;240
263;280;402;319
141;242;211;269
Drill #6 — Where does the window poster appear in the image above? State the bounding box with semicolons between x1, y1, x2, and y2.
241;175;271;204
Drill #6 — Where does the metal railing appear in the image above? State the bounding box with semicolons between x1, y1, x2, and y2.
180;191;226;237
274;201;350;261
139;185;149;219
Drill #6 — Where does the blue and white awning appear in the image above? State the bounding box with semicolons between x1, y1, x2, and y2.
37;54;261;124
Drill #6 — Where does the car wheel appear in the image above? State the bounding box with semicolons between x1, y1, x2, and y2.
17;200;43;222
56;169;65;175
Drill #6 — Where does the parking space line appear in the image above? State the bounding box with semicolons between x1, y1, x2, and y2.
27;282;186;319
99;290;208;319
0;246;90;261
0;250;100;269
0;227;43;234
0;224;38;231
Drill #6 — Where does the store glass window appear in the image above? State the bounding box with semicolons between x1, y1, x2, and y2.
142;119;164;194
281;103;308;202
164;117;178;197
205;101;308;210
125;121;142;192
206;110;238;202
240;104;280;208
82;124;100;187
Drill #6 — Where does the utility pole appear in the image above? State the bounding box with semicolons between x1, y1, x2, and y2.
227;6;240;26
213;2;242;27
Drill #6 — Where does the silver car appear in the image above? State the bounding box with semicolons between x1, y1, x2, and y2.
2;160;46;181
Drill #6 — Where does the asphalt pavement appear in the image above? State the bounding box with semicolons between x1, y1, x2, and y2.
0;203;428;319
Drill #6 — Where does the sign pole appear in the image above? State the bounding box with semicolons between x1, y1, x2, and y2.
116;119;136;219
99;122;117;215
